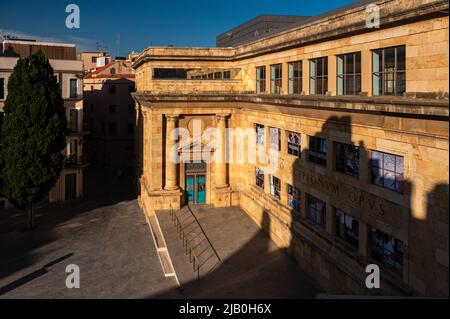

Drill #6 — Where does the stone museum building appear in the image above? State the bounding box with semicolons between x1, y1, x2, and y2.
132;0;449;297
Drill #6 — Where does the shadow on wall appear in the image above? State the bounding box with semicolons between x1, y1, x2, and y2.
147;114;448;298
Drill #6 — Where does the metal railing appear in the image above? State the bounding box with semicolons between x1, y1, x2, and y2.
169;204;221;281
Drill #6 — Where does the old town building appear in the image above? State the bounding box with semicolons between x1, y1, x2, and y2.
83;59;136;168
0;39;87;202
132;0;449;297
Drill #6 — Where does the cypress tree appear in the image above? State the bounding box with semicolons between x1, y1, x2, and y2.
0;51;67;229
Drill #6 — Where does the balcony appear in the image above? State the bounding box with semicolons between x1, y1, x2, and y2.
65;153;89;169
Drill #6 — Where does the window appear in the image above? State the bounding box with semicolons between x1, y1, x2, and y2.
270;176;281;199
109;105;116;113
372;46;406;96
256;66;266;93
256;124;265;146
287;132;301;157
69;79;78;98
370;227;404;275
288;61;302;94
256;168;265;189
307;194;326;228
110;68;116;75
270;64;282;94
223;71;231;79
336;209;359;249
371;151;404;193
310;57;328;95
107;123;117;136
334;142;360;178
208;73;214;79
309;136;327;167
269;127;281;151
0;78;4;100
214;72;222;80
92;56;97;63
202;74;208;79
109;85;116;94
128;85;135;93
337;52;361;95
288;185;300;211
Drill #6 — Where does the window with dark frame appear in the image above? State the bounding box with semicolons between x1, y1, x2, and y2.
310;57;328;95
223;71;231;79
309;136;327;167
307;194;326;228
270;176;281;199
287;132;301;157
371;150;404;193
256;168;265;189
214;72;222;80
370;227;404;276
334;142;360;178
288;185;300;211
337;52;361;95
92;56;97;63
372;46;406;96
336;209;359;249
288;61;302;94
256;66;266;94
270;64;282;94
69;79;78;98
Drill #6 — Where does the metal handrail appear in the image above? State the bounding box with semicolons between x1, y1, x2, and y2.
169;204;221;280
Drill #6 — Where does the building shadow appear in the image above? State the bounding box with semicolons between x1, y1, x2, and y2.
147;114;448;299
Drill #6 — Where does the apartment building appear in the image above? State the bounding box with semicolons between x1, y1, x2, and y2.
0;39;87;202
78;51;111;73
83;59;136;168
132;0;449;297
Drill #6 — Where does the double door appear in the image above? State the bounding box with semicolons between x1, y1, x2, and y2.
186;174;206;204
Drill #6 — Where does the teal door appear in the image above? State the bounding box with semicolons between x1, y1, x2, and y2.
185;173;206;204
186;175;195;203
197;174;206;204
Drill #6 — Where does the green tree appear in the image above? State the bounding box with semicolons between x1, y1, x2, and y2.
0;51;67;229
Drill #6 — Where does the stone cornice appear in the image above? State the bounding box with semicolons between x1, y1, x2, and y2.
133;93;449;119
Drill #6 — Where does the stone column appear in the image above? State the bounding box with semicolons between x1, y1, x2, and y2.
165;115;179;191
215;114;228;188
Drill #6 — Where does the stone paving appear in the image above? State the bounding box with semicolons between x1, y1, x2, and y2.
155;205;320;299
0;167;177;299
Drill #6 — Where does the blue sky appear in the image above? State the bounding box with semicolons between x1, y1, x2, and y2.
0;0;355;55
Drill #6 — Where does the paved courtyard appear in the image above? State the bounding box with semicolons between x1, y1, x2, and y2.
0;168;177;299
1;167;319;299
155;206;320;299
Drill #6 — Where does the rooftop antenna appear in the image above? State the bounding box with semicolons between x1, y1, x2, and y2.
115;33;121;58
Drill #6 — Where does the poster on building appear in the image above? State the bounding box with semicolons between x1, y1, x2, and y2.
288;132;301;157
